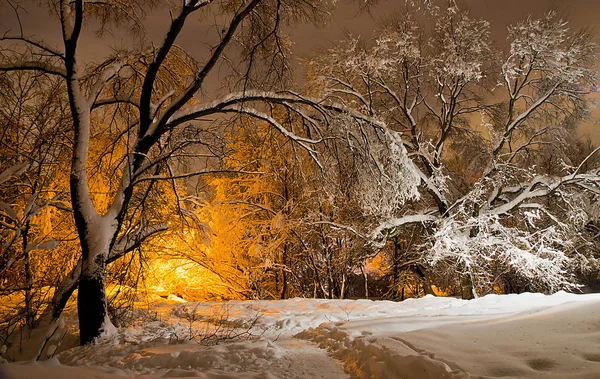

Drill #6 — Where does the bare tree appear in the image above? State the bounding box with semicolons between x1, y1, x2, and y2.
0;70;74;345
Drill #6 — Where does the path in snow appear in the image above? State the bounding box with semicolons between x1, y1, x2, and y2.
2;337;349;379
298;293;600;378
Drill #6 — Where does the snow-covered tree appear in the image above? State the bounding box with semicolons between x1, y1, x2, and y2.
0;0;338;344
0;71;75;339
310;4;600;297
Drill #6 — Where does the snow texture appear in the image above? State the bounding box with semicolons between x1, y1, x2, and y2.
2;292;600;378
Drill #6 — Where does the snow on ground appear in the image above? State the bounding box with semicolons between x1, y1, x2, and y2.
2;291;600;378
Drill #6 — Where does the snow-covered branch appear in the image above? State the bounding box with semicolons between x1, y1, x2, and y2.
369;214;437;248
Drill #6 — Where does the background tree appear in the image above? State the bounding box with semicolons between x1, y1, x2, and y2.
0;70;74;346
309;4;600;298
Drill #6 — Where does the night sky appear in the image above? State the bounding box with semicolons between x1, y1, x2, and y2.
3;1;599;63
2;0;599;140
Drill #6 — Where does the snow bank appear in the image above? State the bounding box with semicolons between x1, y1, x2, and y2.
395;300;600;378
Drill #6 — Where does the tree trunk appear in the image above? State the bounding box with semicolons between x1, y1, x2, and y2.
362;265;369;299
391;237;401;299
78;252;110;345
22;223;34;330
280;243;288;300
461;273;477;300
51;280;78;320
414;265;435;296
72;216;114;345
71;204;116;344
45;263;80;321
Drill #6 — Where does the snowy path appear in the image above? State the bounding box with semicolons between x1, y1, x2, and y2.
3;292;600;378
2;336;349;379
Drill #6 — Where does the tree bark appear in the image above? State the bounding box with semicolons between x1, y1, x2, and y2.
461;273;476;300
22;222;34;329
280;243;288;300
362;265;369;299
77;252;109;345
392;237;401;299
414;265;434;296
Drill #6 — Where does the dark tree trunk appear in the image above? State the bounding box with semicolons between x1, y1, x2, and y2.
22;223;34;329
71;202;113;344
51;280;78;319
280;243;288;300
414;265;435;296
362;266;369;299
464;207;481;300
77;253;109;345
280;172;290;300
461;273;475;300
392;237;401;299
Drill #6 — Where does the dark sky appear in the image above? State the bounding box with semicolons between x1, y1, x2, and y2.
289;0;600;142
289;0;600;55
2;0;599;140
3;1;599;64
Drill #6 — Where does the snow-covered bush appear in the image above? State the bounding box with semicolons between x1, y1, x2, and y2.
427;212;577;295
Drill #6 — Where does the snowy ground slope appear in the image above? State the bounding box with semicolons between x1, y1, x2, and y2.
2;292;600;378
